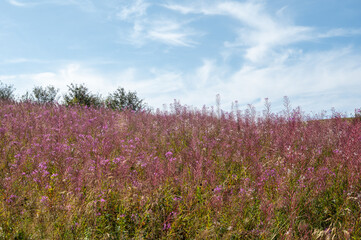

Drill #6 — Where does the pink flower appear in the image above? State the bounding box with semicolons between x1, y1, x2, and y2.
165;151;173;158
163;222;171;230
40;196;49;203
213;186;222;193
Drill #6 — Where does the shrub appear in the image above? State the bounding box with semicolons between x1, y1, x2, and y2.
63;83;103;108
21;85;60;104
0;81;15;101
355;108;361;121
20;91;34;102
33;85;59;104
106;87;144;111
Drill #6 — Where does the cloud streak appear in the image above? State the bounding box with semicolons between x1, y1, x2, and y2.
7;0;27;7
113;0;199;47
6;0;95;11
117;0;150;20
118;18;198;47
163;0;361;64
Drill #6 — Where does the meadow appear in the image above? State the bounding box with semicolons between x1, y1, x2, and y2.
0;100;360;239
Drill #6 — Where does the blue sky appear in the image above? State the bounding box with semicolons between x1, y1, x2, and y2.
1;0;361;114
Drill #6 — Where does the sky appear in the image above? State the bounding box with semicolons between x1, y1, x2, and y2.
1;0;361;115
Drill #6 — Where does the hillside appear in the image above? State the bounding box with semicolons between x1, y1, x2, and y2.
0;101;360;239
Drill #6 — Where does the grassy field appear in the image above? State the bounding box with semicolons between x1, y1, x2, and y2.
0;101;360;239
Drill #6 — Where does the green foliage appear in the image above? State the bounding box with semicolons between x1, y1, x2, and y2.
20;91;34;102
21;85;59;104
63;83;103;108
106;87;144;111
355;108;361;121
0;81;15;101
33;85;59;104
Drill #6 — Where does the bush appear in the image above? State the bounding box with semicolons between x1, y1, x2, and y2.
355;108;361;121
21;86;59;103
106;87;144;111
0;81;15;101
20;86;59;104
20;91;34;102
63;83;103;108
33;85;59;104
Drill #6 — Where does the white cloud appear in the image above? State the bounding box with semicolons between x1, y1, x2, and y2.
118;18;198;47
0;63;115;99
0;63;185;108
7;0;26;7
146;19;197;47
0;58;44;64
121;47;360;114
112;0;199;47
317;28;361;38
163;1;361;64
195;60;213;88
192;59;226;90
161;4;195;15
6;0;95;11
1;47;361;114
210;47;361;113
117;0;150;20
161;2;216;15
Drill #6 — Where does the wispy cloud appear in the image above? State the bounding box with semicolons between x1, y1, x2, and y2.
7;0;27;7
146;19;197;47
164;1;312;62
6;0;95;11
117;0;150;20
113;0;199;47
317;28;361;38
118;17;198;47
0;58;44;64
161;4;197;15
163;0;361;64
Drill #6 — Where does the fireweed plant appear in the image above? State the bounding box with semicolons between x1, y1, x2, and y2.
0;101;360;239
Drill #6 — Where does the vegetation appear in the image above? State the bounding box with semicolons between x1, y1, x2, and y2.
33;86;59;104
61;83;145;111
355;108;361;121
0;81;15;101
21;86;59;104
63;83;103;108
0;99;360;239
106;87;144;112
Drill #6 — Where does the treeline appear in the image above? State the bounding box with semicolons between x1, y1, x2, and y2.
0;81;145;111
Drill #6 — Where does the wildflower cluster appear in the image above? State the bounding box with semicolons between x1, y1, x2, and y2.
0;101;360;239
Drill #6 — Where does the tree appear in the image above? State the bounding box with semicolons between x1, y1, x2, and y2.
63;83;103;108
21;85;59;104
106;87;144;111
0;81;15;101
21;91;34;102
33;85;59;104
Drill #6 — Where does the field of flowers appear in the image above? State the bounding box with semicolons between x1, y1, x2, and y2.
0;101;360;239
